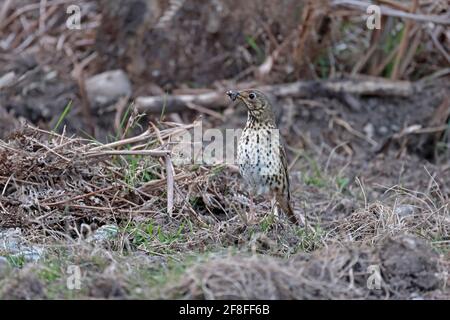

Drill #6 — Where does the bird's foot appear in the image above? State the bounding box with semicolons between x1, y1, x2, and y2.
246;207;258;225
269;198;281;223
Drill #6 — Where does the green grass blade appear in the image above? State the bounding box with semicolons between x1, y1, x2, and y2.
53;100;72;132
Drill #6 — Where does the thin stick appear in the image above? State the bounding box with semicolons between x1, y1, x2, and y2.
427;28;450;64
165;155;175;216
86;150;170;157
0;0;12;25
39;0;47;34
332;0;450;25
400;27;422;76
0;175;40;186
373;45;400;76
41;186;116;206
186;102;225;120
351;43;378;75
72;54;97;136
391;0;418;80
150;122;175;216
58;204;156;214
0;0;74;31
377;0;409;11
29;137;71;162
89;129;152;151
334;117;378;147
138;172;193;191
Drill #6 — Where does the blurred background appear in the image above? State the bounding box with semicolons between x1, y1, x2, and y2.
0;0;448;160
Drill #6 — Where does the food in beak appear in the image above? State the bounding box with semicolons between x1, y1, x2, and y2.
226;90;240;101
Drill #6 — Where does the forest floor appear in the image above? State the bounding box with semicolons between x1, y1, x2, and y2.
0;0;449;299
0;80;448;299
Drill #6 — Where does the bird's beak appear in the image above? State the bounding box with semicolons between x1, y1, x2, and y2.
226;90;240;101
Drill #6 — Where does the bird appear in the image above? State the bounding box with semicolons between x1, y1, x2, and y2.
226;89;298;225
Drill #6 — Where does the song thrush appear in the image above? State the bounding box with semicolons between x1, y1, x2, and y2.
226;89;298;224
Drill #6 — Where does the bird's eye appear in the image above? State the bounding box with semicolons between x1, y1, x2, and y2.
249;93;255;100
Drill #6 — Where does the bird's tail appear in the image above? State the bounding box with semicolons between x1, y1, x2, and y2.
277;195;299;225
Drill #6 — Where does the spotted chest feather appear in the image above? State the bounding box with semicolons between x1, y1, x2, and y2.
237;123;287;196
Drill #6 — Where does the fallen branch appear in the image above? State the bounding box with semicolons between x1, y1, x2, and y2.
138;172;194;192
332;0;450;25
135;79;418;114
89;129;152;151
391;0;418;80
150;122;175;217
333;117;378;147
136;92;227;114
266;79;416;97
40;186;116;207
165;155;175;216
86;149;170;157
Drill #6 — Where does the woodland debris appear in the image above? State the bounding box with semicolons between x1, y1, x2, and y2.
85;69;132;106
136;78;418;113
0;228;44;262
332;0;450;25
86;224;119;245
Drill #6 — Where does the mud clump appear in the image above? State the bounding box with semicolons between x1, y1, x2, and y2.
167;235;446;300
88;277;129;299
380;236;442;293
1;273;46;300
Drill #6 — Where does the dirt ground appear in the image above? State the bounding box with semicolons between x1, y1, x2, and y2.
0;0;449;299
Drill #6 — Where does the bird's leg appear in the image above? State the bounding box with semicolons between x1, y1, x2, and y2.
248;194;256;224
270;196;280;221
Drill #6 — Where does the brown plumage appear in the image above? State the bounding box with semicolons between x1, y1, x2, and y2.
226;89;298;224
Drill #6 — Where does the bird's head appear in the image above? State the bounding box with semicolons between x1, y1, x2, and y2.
226;89;275;123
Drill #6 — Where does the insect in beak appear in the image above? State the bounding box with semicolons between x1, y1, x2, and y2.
226;90;240;101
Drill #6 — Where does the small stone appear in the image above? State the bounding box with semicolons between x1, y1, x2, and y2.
300;109;310;118
86;70;132;105
334;198;355;215
206;12;221;33
0;72;16;89
378;126;389;135
87;224;119;244
134;287;143;295
44;70;58;81
411;293;424;300
394;205;415;217
284;64;294;74
1;228;44;263
363;123;375;139
152;70;161;77
0;228;22;253
0;256;9;275
13;246;44;262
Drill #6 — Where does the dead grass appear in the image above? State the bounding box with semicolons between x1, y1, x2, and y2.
165;235;447;300
0;120;448;299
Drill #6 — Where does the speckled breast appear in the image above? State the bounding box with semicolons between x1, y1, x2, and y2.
237;127;282;196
